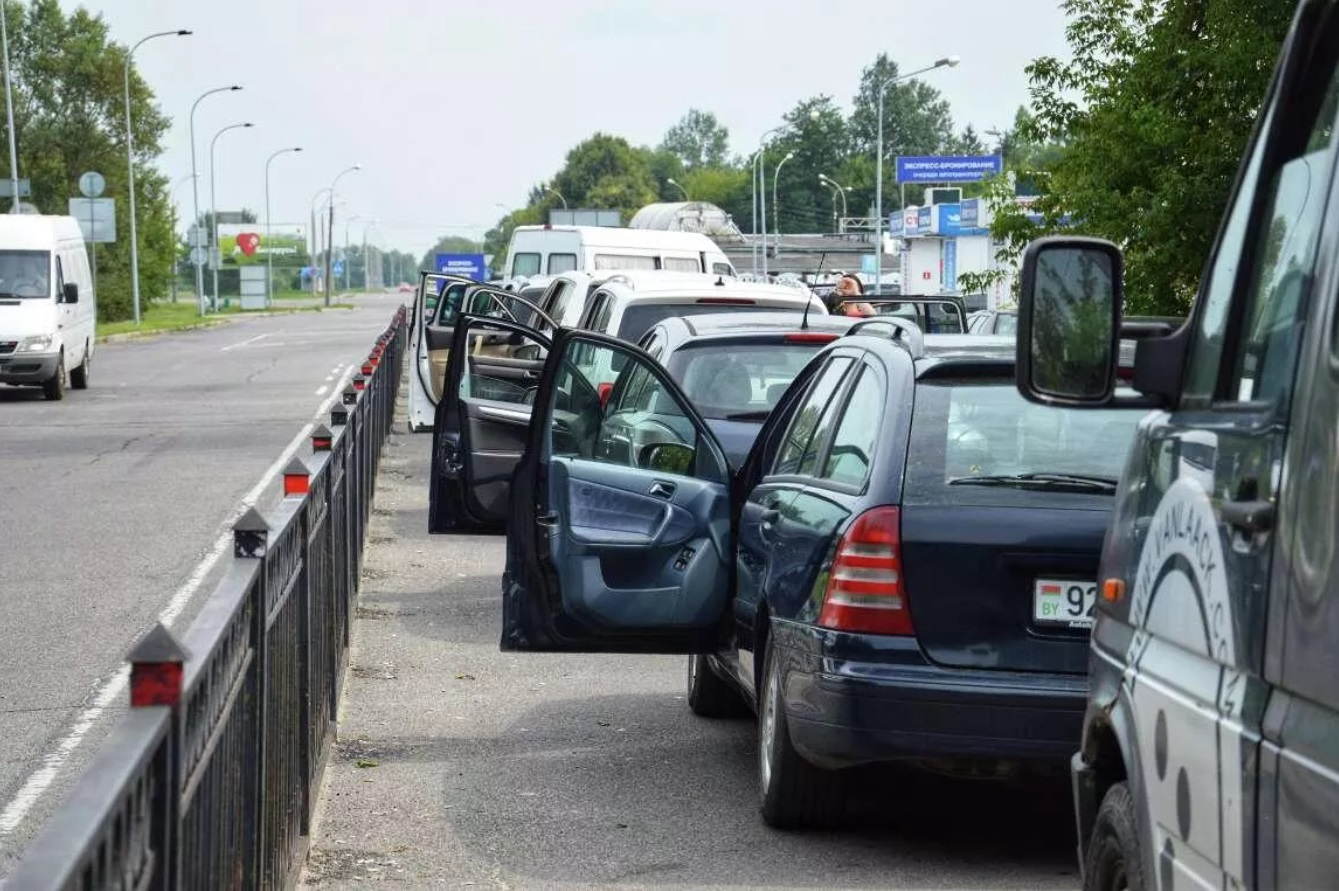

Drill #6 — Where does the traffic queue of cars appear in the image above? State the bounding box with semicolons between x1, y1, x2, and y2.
407;264;1145;834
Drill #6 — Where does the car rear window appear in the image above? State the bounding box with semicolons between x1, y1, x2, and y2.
665;341;823;419
615;303;787;342
904;379;1141;504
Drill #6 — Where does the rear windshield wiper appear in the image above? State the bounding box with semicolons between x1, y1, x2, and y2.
721;410;773;421
948;472;1118;494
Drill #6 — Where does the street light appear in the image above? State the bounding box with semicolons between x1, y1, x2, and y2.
324;164;362;306
208;121;253;310
666;177;689;201
772;152;795;254
344;214;363;292
123;29;191;324
752;125;787;276
264;146;302;307
0;5;20;215
189;84;242;315
819;175;848;231
545;186;567;208
874;55;958;291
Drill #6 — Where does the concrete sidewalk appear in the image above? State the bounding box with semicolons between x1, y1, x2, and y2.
300;404;1075;890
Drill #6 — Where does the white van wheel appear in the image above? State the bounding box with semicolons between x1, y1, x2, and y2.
42;352;65;401
70;342;90;390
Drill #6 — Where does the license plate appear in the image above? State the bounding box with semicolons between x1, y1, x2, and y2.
1033;579;1097;629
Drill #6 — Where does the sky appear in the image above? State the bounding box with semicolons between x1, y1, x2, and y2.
76;0;1073;258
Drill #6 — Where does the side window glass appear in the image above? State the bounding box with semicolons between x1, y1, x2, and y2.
1231;62;1339;404
548;253;577;274
434;283;469;325
459;324;546;405
822;366;882;487
771;356;854;476
54;255;65;297
511;253;540;277
548;338;725;483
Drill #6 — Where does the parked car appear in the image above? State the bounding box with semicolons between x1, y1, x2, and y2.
967;308;1018;335
865;296;968;334
503;224;736;279
1011;1;1339;886
436;311;1143;827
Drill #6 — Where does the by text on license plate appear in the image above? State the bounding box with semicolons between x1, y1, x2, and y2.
1032;579;1096;629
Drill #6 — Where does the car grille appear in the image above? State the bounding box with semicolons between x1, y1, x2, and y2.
0;341;15;355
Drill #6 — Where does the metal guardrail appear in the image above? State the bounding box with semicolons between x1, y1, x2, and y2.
5;306;409;891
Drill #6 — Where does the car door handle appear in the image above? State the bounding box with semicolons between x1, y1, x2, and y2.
648;480;676;500
1221;499;1274;533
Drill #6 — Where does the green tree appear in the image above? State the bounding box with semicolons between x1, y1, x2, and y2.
1018;0;1296;315
2;0;175;321
771;96;849;234
550;133;658;212
659;109;731;171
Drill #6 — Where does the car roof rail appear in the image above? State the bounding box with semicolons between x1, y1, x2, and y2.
848;316;924;359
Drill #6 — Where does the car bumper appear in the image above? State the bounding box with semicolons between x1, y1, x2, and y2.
774;627;1087;769
0;351;59;384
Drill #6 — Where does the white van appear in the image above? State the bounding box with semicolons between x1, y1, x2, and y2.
503;225;736;279
0;215;96;401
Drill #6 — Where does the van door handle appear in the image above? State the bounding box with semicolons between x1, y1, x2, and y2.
648;480;675;500
1221;499;1274;533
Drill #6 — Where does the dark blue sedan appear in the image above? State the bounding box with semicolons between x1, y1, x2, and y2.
441;316;1139;829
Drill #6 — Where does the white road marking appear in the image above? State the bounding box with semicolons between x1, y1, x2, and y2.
221;333;269;352
0;363;359;838
315;385;328;396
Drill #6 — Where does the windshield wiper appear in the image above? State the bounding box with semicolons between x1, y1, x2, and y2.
721;410;773;422
948;472;1118;494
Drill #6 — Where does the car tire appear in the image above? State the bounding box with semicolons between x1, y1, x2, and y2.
686;654;747;719
757;636;843;830
1083;781;1146;891
43;352;65;401
70;343;90;390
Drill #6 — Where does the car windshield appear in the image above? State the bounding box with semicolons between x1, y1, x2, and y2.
615;303;790;342
0;250;51;299
910;380;1140;492
665;340;821;420
871;301;965;333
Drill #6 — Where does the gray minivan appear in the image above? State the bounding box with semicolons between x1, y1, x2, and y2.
1011;1;1339;888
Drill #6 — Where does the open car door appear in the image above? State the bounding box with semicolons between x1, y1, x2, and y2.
429;315;550;534
408;273;476;432
501;329;735;653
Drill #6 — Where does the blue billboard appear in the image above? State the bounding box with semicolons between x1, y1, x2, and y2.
943;239;958;292
435;252;487;281
896;155;1004;184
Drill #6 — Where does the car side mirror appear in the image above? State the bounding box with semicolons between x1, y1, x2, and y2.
1016;236;1122;407
640;442;694;475
61;282;79;304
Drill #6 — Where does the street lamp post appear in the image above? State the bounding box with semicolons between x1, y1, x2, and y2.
208;121;253;310
666;177;688;201
264;146;302;307
819;174;849;232
124;29;190;324
772;152;794;257
753;125;787;277
545;186;567;209
189;85;242;315
343;215;363;292
874;56;958;292
0;5;20;215
310;187;331;295
324;165;361;306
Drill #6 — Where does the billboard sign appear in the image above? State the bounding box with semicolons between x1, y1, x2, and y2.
895;155;1004;184
68;198;116;243
435;253;486;281
217;224;306;266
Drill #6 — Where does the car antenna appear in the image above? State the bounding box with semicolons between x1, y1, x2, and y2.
801;252;827;331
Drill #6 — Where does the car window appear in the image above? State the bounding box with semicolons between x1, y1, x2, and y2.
594;254;657;271
548;253;577;274
459;326;546;405
511;253;541;278
712;263;734;277
1230;61;1339;404
771;356;854;476
548;338;723;482
662;256;701;272
615;303;786;342
433;282;471;325
668;341;825;419
995;313;1018;336
821;365;883;487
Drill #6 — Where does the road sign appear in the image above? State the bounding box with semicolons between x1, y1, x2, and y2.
435;253;486;282
68;198;116;243
189;246;208;266
333;259;345;277
0;178;31;199
78;171;106;198
895;155;1004;184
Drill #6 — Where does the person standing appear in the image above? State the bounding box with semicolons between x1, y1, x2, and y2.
826;274;876;317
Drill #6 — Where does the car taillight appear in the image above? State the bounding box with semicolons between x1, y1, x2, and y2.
695;297;756;305
783;332;839;343
816;506;913;636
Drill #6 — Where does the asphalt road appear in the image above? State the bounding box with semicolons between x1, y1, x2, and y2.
0;294;405;872
303;422;1081;890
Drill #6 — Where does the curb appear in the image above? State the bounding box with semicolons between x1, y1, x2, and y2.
96;303;359;344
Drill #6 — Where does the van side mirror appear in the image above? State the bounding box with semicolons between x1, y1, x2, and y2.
61;282;79;304
1015;236;1122;407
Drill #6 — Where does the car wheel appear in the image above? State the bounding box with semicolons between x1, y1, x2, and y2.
1083;781;1146;891
42;352;65;401
757;635;843;829
70;343;90;390
686;654;747;719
